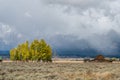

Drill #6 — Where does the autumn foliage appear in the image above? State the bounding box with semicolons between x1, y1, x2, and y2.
10;39;52;62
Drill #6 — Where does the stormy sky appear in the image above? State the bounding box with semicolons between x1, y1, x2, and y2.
0;0;120;55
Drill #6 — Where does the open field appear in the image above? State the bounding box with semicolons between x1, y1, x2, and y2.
0;61;120;80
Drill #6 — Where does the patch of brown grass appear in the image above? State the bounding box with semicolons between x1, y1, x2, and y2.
0;62;120;80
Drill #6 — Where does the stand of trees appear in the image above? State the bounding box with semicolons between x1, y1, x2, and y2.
10;39;52;62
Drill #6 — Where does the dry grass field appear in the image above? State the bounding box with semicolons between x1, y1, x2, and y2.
0;61;120;80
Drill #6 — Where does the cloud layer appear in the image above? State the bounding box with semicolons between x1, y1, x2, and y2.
0;0;120;54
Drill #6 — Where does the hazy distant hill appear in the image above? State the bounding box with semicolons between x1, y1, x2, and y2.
0;49;120;58
54;48;120;58
0;51;9;54
0;51;10;58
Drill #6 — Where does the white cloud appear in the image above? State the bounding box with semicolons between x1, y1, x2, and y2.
0;23;12;38
25;12;32;18
0;23;23;50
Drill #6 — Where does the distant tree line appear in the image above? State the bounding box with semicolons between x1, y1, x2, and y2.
10;39;52;62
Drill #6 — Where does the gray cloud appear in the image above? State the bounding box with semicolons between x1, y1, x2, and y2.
0;0;120;54
0;23;22;50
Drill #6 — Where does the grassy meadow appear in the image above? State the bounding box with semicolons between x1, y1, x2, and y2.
0;61;120;80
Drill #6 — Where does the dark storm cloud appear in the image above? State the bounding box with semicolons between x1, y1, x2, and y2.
0;0;120;54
